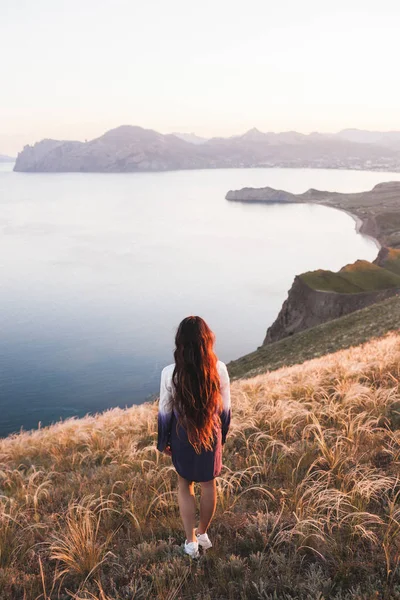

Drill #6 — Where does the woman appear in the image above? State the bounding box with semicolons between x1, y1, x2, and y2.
157;316;231;558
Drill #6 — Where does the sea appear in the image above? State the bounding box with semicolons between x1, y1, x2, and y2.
1;163;399;436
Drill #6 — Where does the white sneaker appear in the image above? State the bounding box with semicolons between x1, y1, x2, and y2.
195;530;212;550
184;540;200;558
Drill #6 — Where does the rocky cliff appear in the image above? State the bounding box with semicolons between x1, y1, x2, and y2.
264;274;399;344
14;139;83;171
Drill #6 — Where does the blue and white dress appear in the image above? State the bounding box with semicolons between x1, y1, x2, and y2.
157;360;231;482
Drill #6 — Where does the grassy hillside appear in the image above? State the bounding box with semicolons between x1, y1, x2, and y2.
1;334;400;598
376;213;400;248
300;260;400;293
379;248;400;276
228;295;400;379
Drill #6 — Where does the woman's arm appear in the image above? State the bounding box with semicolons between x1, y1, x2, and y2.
157;367;173;453
220;363;231;445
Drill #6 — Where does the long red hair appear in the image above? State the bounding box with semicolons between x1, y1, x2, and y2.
172;316;222;454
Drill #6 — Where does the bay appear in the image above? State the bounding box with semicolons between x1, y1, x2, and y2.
1;164;397;436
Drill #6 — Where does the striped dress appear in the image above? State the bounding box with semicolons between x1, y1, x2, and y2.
157;360;231;482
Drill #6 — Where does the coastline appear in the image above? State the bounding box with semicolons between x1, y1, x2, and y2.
335;207;381;252
12;162;400;175
225;181;400;349
226;181;400;251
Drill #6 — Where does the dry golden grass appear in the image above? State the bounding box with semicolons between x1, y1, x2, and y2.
0;333;400;598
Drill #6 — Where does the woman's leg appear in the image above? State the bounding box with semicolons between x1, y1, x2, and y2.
177;475;196;543
198;479;217;534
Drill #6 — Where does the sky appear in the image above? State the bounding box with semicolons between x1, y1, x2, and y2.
1;0;400;155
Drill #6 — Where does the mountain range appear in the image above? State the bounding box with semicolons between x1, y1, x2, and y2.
13;125;400;172
177;128;400;149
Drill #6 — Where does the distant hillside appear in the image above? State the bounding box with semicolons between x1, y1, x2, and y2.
376;246;400;275
14;127;208;173
337;128;400;150
14;124;400;172
228;294;400;379
0;153;15;162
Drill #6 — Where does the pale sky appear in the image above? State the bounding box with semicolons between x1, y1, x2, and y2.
2;0;400;155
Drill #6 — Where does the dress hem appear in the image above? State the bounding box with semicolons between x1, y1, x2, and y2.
173;466;221;483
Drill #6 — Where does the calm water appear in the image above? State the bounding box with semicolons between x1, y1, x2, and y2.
1;164;398;436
